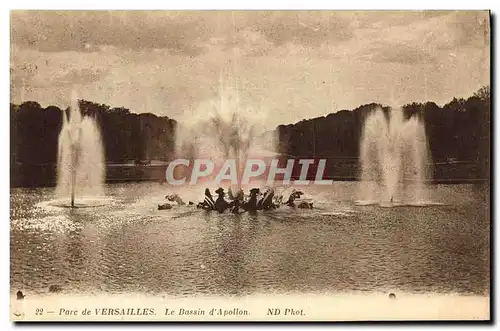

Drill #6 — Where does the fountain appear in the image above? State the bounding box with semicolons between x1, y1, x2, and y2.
54;92;105;207
174;77;278;190
356;106;432;206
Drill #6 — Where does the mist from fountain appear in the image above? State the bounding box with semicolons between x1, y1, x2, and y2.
174;77;278;189
357;106;432;206
55;92;105;207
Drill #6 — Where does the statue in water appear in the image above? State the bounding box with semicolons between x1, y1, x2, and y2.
161;187;314;213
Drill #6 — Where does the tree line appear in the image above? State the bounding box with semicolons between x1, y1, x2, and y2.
277;86;490;162
10;86;490;186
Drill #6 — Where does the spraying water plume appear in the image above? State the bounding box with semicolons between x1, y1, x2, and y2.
357;106;432;206
55;91;105;207
174;77;277;188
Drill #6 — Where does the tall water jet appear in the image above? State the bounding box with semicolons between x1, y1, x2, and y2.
358;106;432;205
56;92;105;206
174;77;278;189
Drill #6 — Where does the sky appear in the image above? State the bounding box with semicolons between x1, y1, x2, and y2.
10;10;490;128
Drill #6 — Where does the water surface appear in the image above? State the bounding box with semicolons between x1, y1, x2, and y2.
10;182;490;297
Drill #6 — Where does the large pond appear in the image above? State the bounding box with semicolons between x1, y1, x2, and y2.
10;182;490;297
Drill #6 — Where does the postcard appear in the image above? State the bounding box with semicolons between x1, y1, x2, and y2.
10;10;490;321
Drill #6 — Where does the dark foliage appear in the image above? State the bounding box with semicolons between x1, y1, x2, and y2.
10;86;490;186
275;86;490;181
11;99;177;166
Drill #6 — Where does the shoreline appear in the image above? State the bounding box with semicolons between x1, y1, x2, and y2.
10;159;489;188
10;177;491;189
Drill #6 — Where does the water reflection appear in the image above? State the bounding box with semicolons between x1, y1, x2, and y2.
10;182;490;297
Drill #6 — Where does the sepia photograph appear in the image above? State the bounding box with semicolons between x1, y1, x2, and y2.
9;9;491;321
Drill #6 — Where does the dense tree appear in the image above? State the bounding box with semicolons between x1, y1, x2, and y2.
10;99;177;186
10;86;490;186
275;87;490;182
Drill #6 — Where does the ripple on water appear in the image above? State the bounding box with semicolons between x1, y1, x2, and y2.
354;200;444;208
10;184;490;297
36;196;116;211
11;215;82;234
